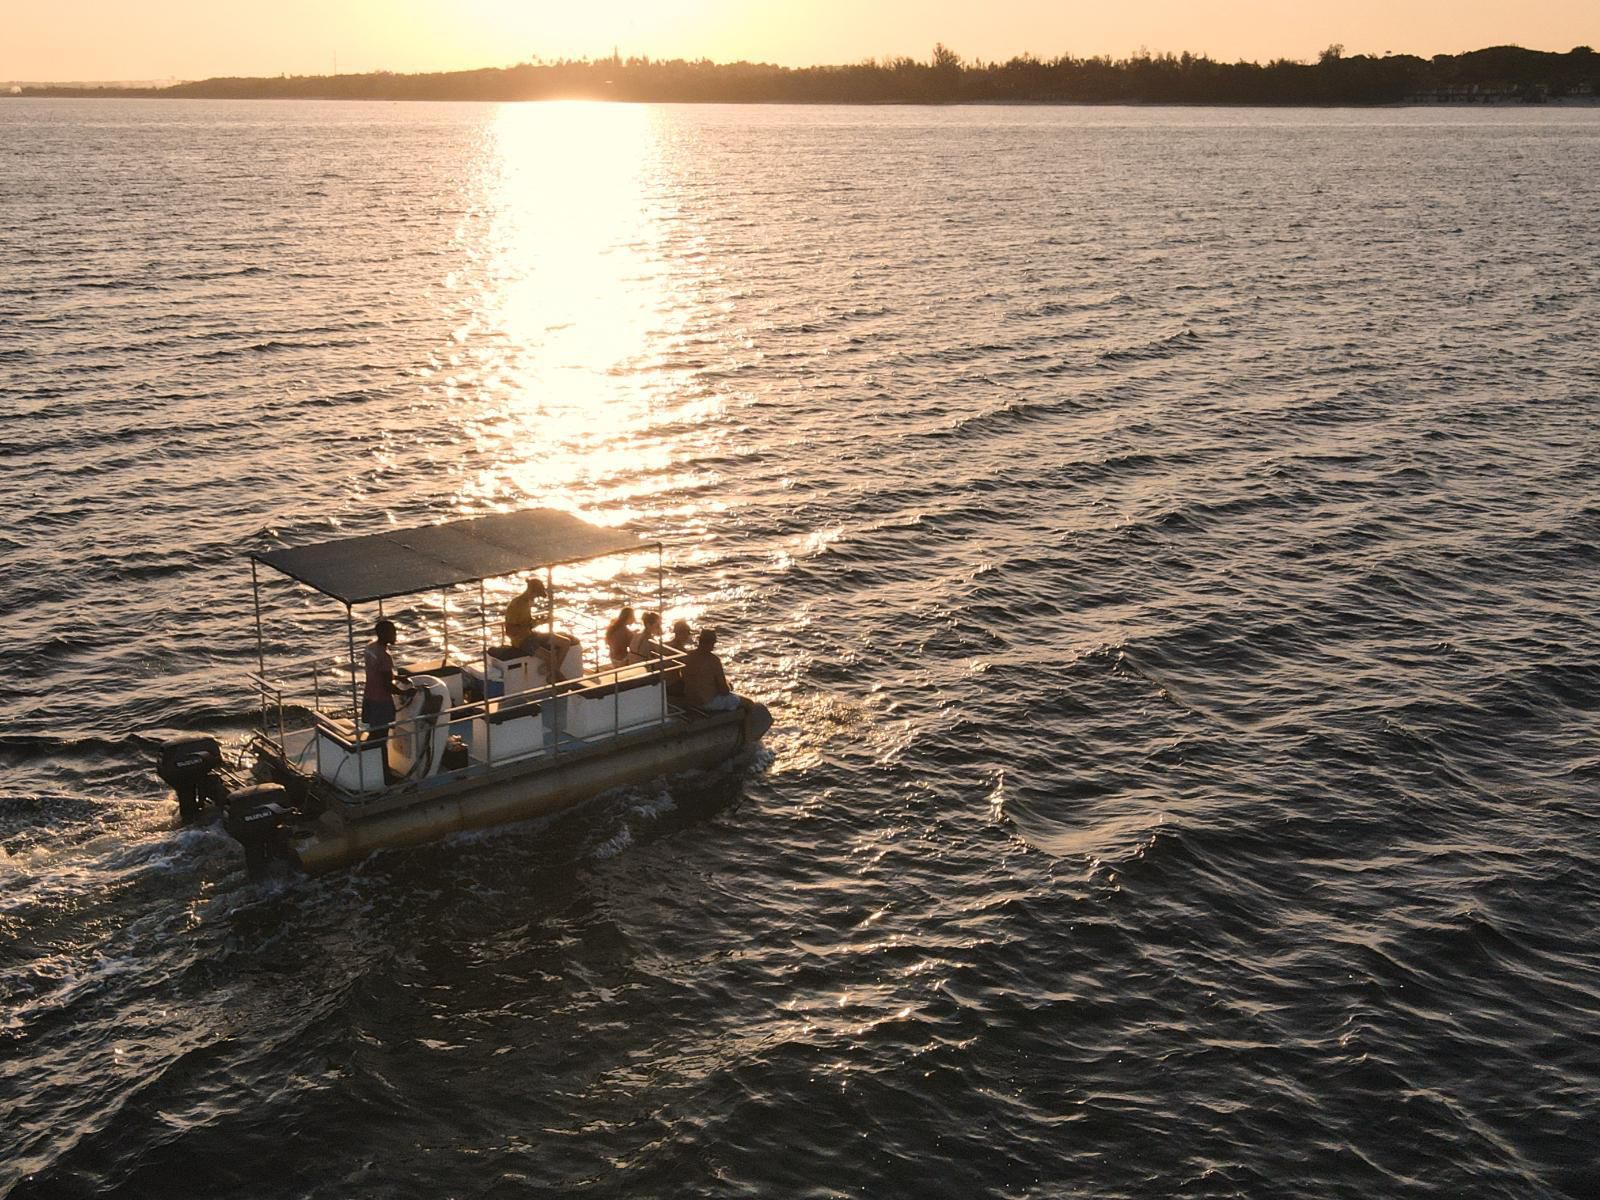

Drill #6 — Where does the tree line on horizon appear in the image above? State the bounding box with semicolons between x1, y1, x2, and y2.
17;43;1600;105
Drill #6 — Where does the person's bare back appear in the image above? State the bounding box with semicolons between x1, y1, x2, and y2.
682;629;737;710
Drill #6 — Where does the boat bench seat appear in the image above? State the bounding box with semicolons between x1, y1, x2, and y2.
562;672;666;740
318;717;362;748
482;643;584;691
468;649;578;711
469;698;546;764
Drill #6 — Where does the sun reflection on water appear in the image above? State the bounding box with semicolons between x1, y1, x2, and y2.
427;100;728;526
413;101;746;642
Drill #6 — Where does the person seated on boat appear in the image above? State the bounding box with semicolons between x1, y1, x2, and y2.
504;576;579;679
503;576;546;648
362;619;413;740
667;618;693;653
626;611;664;663
605;606;636;667
682;629;743;713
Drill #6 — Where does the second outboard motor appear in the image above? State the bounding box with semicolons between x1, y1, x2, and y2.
225;783;294;879
156;735;228;825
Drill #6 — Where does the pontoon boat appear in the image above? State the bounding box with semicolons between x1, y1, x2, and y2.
154;509;771;876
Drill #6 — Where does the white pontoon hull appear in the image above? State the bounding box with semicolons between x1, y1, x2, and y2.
274;704;767;875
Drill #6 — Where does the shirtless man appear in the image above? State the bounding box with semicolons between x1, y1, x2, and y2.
682;629;741;712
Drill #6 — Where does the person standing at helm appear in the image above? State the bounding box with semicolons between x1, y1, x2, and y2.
363;619;411;739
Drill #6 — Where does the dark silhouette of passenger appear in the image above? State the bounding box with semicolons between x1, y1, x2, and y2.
362;619;411;738
605;606;636;666
627;611;663;663
682;629;741;712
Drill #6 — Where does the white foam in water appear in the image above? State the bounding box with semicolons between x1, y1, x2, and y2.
590;824;634;860
628;781;677;819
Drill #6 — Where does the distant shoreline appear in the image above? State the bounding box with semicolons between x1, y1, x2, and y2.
6;43;1597;108
8;94;1600;108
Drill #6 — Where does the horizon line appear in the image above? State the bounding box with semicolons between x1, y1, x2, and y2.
8;40;1595;90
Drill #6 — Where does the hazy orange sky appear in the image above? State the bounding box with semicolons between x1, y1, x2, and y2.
7;0;1596;82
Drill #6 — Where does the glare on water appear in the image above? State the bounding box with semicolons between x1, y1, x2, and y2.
438;103;728;528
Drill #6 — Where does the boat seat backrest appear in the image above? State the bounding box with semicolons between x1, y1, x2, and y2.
564;678;666;740
400;662;466;706
429;665;465;706
488;698;543;726
556;642;583;681
487;653;552;709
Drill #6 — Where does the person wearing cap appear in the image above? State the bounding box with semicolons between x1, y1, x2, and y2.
362;619;411;739
653;617;694;698
503;577;549;649
505;576;579;680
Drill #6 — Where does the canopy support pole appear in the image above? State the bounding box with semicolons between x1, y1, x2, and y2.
547;565;559;754
251;558;266;734
656;545;666;723
545;566;555;644
347;605;358;720
442;588;450;664
480;580;491;765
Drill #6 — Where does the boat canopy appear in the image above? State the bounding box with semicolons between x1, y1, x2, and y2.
252;508;647;605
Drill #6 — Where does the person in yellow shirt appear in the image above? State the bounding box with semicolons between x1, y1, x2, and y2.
503;577;579;680
503;577;546;648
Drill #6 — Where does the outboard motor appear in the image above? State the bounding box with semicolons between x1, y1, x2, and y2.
224;783;295;879
156;735;228;825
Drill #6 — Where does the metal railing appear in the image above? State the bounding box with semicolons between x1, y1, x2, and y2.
251;645;688;799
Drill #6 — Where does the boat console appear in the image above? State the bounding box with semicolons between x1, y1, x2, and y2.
387;675;452;781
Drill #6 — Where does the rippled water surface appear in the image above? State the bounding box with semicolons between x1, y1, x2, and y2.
3;99;1599;1198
